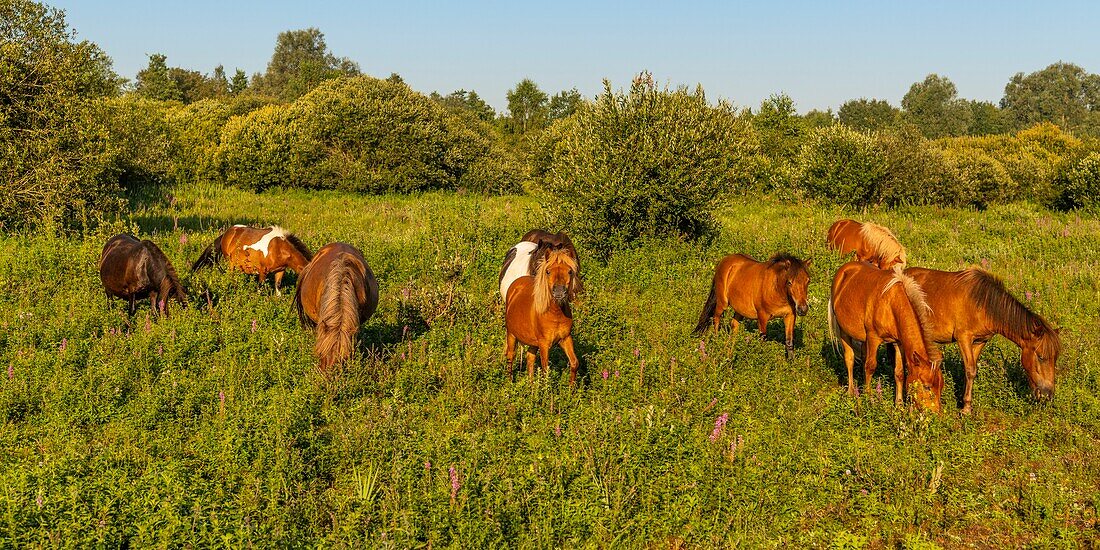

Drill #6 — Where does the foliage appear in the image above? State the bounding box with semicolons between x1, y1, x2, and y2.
0;0;124;230
837;98;901;132
901;74;972;138
250;28;360;102
534;74;760;257
430;89;496;122
548;88;583;121
506;78;549;133
796;125;887;207
1001;62;1100;135
803;108;837;129
1054;152;1100;211
754;93;805;159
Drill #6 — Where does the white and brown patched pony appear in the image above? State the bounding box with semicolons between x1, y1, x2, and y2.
503;248;580;385
827;219;908;269
293;243;379;374
192;225;312;295
829;262;944;412
499;230;582;302
906;267;1060;413
99;234;188;317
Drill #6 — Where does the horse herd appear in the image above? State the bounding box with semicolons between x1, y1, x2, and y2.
97;219;1060;414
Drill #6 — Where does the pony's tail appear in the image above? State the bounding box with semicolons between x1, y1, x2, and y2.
827;295;840;350
315;258;360;372
693;281;719;335
143;240;188;306
191;234;224;272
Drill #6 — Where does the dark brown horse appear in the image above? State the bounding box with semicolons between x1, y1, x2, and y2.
293;243;379;373
827;219;907;269
99;234;187;317
829;262;943;412
693;253;811;360
504;249;580;385
906;267;1060;413
192;225;313;295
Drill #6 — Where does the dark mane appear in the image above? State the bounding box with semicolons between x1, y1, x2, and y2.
285;233;314;262
766;252;809;280
141;239;187;304
963;269;1056;348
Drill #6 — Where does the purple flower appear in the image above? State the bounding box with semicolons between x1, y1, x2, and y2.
35;494;42;508
424;461;431;472
614;370;620;378
144;317;152;332
402;325;409;338
7;364;12;380
601;370;609;380
980;258;990;270
400;351;406;361
709;413;729;442
251;319;258;333
554;424;562;438
875;379;882;397
1061;227;1071;237
698;339;707;359
59;338;67;352
633;348;640;358
156;344;163;356
219;390;226;406
1025;290;1033;301
706;397;718;410
179;233;188;245
449;466;460;501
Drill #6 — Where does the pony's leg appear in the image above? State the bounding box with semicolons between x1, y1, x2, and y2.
958;337;986;414
863;336;882;392
713;300;726;333
149;290;159;318
539;344;551;378
128;295;136;316
783;314;796;360
893;344;904;406
756;316;769;341
560;335;580;387
525;348;537;380
729;313;741;334
274;271;284;297
841;336;857;396
504;332;517;382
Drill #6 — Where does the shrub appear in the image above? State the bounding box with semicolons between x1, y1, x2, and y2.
795;125;886;207
533;74;760;257
876;126;954;207
1054;152;1100;211
98;96;175;188
939;146;1014;208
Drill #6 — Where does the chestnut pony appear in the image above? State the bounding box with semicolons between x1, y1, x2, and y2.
504;249;580;385
906;267;1060;413
192;225;313;295
693;253;811;360
827;219;907;269
516;229;582;297
828;262;943;412
293;243;379;373
99;234;187;317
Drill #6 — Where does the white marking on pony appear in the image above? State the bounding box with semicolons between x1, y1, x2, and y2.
233;224;246;228
499;241;538;300
242;226;287;257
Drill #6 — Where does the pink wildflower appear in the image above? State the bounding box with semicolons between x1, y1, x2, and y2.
554;424;562;438
699;339;707;359
1025;290;1033;301
709;413;729;442
59;338;67;352
7;364;12;380
424;461;431;472
601;370;609;380
251;319;258;333
449;466;460;501
179;233;188;245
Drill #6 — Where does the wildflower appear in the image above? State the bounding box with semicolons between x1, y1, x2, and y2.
709;413;729;442
251;319;258;333
156;344;163;356
601;370;609;380
402;325;409;338
698;339;707;359
614;370;620;378
59;338;67;352
980;258;990;270
449;466;460;501
179;233;188;245
144;317;152;332
554;424;562;438
1061;227;1070;237
424;461;431;472
1025;290;1033;301
7;364;12;380
35;494;43;508
875;379;882;397
707;397;718;409
633;348;640;358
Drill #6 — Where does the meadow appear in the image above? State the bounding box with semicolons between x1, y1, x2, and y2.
1;183;1098;547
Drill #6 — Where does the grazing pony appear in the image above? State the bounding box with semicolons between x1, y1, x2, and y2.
504;249;580;385
192;225;313;295
827;219;907;269
693;253;811;360
907;267;1060;413
99;234;187;317
828;262;943;412
521;229;583;297
293;243;379;373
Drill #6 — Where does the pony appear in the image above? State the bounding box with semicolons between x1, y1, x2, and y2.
99;234;187;317
504;249;581;385
828;261;943;412
293;243;379;373
906;267;1060;413
827;219;908;269
192;225;313;295
521;229;583;297
499;241;539;299
693;253;811;360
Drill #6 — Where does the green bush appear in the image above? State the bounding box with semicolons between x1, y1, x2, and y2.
795;125;886;207
1054;152;1100;211
939;146;1014;208
876;126;955;207
98;96;175;188
533;75;760;257
216;76;522;194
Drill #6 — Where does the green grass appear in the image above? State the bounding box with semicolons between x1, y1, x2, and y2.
1;183;1098;547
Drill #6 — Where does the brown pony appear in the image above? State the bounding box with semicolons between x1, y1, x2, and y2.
827;219;907;269
516;229;583;297
504;249;580;385
99;234;187;317
906;267;1060;413
192;225;313;295
293;243;379;373
828;262;943;412
693;253;811;360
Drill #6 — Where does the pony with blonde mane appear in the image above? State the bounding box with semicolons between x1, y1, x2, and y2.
827;219;908;269
504;249;580;385
829;262;943;411
293;243;379;374
906;266;1060;413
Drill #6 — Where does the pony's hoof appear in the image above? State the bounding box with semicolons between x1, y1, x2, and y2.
960;405;973;415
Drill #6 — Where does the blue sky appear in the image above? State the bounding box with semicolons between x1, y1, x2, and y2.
51;0;1100;113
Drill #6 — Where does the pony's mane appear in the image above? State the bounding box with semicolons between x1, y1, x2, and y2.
860;222;907;265
141;240;187;304
533;249;578;313
284;233;314;262
959;268;1060;354
766;252;810;279
884;265;936;359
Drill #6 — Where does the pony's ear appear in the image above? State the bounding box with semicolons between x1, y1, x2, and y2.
908;350;926;366
1033;324;1047;337
804;259;812;268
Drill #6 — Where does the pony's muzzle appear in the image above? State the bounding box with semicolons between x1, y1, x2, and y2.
552;285;568;303
1034;383;1054;401
796;304;809;316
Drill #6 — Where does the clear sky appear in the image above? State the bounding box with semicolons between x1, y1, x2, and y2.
50;0;1100;113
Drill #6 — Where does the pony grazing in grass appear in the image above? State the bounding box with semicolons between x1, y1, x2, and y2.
99;234;188;317
293;243;379;374
504;248;580;385
906;267;1060;413
829;262;943;412
827;219;907;269
192;225;313;295
693;253;811;360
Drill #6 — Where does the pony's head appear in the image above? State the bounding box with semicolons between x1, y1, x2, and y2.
769;254;811;316
534;249;578;313
1019;324;1060;400
906;350;944;413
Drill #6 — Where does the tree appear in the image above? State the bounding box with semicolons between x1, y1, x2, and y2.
228;69;249;95
803;109;836;129
135;53;182;101
1001;62;1100;132
901;74;972;138
548;88;583;121
838;98;902;132
432;89;496;121
210;65;229;97
252;28;360;101
753;93;804;158
506;78;548;133
966;100;1011;135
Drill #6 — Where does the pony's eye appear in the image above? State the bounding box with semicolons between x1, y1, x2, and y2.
1037;354;1046;362
545;270;550;275
786;281;793;286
